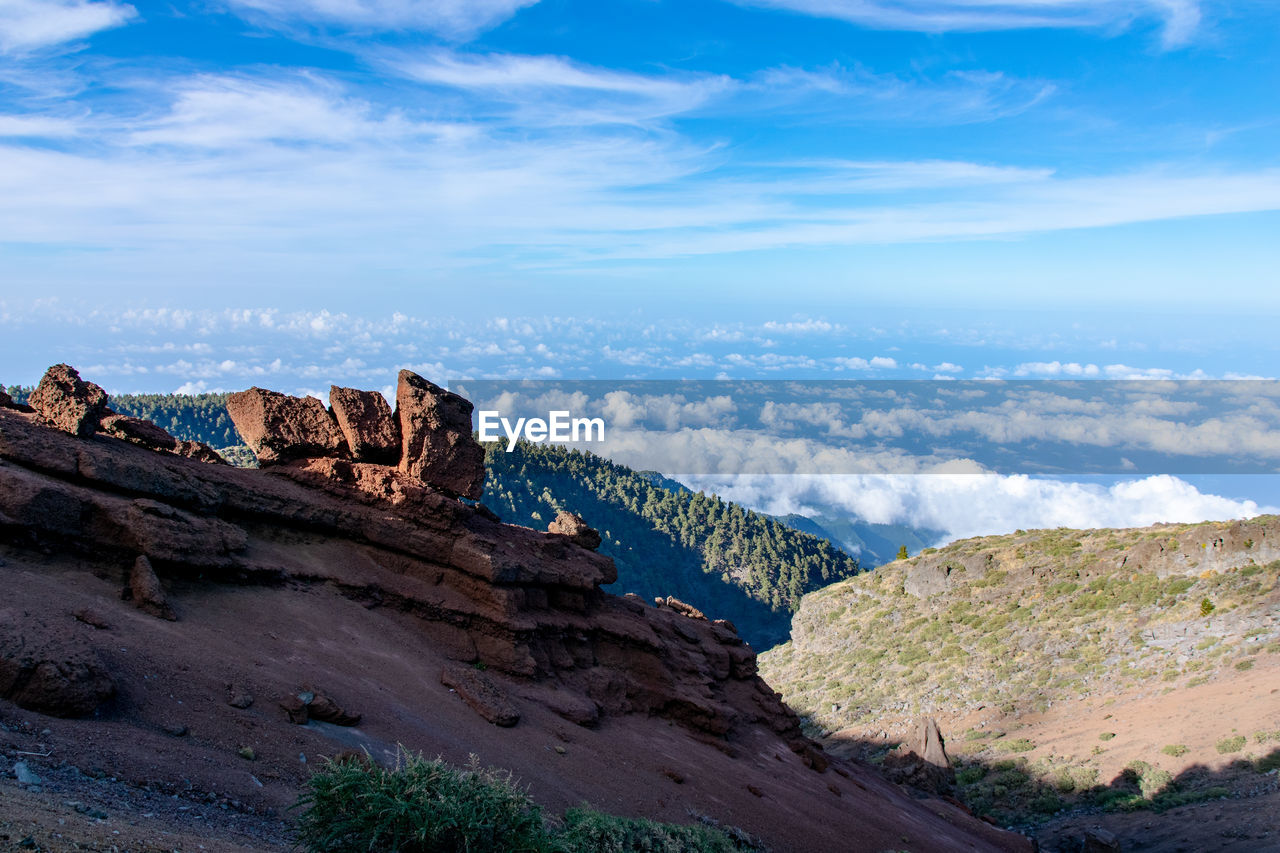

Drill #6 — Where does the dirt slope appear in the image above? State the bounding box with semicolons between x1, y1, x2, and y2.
0;405;1029;853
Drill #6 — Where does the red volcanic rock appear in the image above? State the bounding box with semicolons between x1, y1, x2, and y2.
0;609;115;717
548;510;602;550
101;412;179;451
0;387;11;408
173;439;228;464
28;363;109;437
130;555;177;621
883;717;954;794
329;385;399;463
396;370;484;499
441;664;520;727
225;387;346;465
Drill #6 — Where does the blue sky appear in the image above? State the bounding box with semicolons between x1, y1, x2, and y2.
4;0;1280;535
2;0;1278;339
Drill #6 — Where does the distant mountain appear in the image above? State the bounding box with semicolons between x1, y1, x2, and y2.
776;513;943;569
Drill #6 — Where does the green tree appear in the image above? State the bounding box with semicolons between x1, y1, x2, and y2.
1200;597;1215;617
896;544;909;560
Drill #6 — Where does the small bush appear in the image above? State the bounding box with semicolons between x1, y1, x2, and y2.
1099;732;1116;742
295;751;551;853
1256;750;1280;773
293;750;756;853
999;738;1036;753
1235;658;1255;671
1161;744;1189;758
1216;735;1247;754
560;808;752;852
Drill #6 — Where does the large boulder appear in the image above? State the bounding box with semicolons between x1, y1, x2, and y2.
225;387;346;465
129;555;177;621
882;717;954;794
0;609;115;717
396;371;484;499
100;412;178;451
28;364;109;437
329;386;399;463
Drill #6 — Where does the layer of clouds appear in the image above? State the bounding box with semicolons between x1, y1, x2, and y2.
688;472;1268;543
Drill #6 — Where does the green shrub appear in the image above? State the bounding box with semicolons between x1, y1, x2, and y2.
293;751;756;853
1216;735;1247;754
294;751;552;853
998;738;1036;753
1235;658;1255;671
1161;744;1189;758
559;809;753;852
1256;750;1280;773
1099;732;1116;741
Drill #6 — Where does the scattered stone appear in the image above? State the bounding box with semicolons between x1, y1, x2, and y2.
307;691;362;726
129;555;177;621
99;413;177;451
14;760;40;786
553;745;567;755
1081;827;1123;853
329;386;399;463
441;664;519;727
28;363;109;437
547;510;602;550
72;608;110;630
747;784;764;798
396;370;484;499
173;439;228;464
238;746;256;760
225;387;347;466
662;768;685;784
0;609;115;717
663;596;707;621
163;723;189;737
227;685;254;709
278;689;360;726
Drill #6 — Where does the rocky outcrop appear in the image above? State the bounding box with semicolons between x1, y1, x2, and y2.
548;510;602;550
881;717;954;794
0;609;115;717
225;387;347;465
28;363;109;438
0;387;12;408
329;385;399;464
396;370;485;500
0;391;813;758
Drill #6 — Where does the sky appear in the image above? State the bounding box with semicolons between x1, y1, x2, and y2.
3;0;1279;539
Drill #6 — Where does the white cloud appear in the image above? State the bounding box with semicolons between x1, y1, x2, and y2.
226;0;538;39
730;0;1202;47
0;0;135;53
690;472;1267;543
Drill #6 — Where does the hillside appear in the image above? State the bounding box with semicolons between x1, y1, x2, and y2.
760;518;1280;846
0;367;1030;853
485;440;861;647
